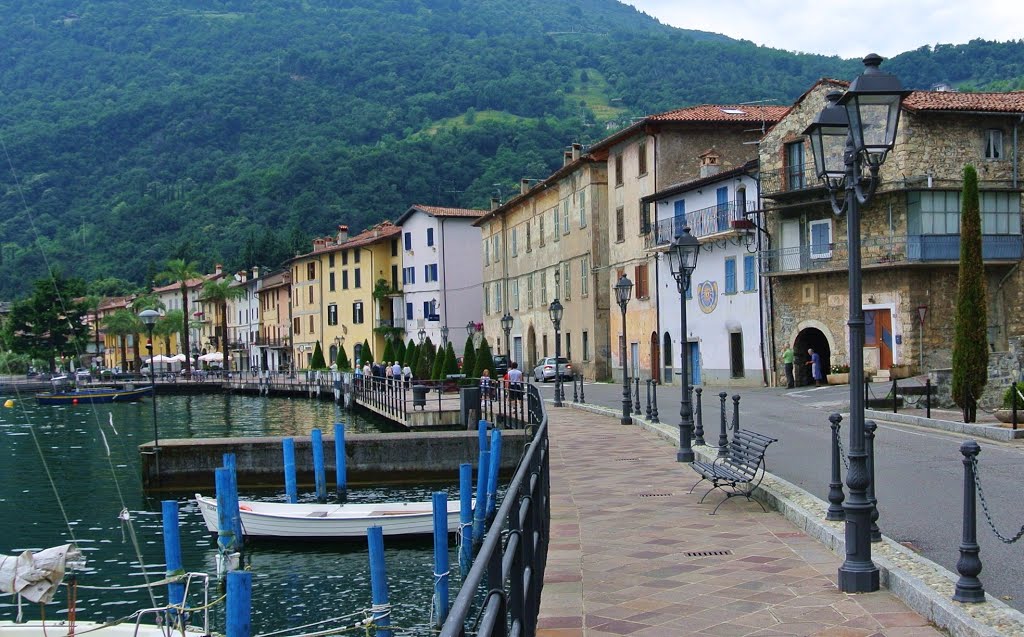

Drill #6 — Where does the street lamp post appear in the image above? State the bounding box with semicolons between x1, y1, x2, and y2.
440;326;449;349
466;320;476;337
615;274;633;425
139;309;160;474
501;312;513;358
804;54;909;594
668;228;701;462
548;297;563;408
417;328;426;345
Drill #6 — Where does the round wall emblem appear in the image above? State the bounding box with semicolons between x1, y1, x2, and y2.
697;280;718;314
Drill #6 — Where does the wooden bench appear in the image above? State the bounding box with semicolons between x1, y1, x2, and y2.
690;429;778;514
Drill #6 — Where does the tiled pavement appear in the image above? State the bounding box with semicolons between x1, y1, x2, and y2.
537;406;943;637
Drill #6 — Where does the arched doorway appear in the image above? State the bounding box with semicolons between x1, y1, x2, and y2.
650;332;660;383
794;328;832;386
527;325;537;371
662;332;673;383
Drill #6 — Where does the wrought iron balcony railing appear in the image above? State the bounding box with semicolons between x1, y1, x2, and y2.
254;335;291;348
375;318;406;329
651;200;757;248
760;165;825;197
761;234;1023;274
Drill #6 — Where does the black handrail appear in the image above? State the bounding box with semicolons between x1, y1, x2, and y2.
440;383;549;637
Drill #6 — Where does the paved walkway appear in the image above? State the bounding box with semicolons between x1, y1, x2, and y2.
538;406;943;637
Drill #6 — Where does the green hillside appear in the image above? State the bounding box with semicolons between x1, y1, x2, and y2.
0;0;1022;297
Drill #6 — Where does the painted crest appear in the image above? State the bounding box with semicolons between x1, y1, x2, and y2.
697;280;718;314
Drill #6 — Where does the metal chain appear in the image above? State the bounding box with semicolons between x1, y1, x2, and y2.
835;425;849;470
972;455;1024;544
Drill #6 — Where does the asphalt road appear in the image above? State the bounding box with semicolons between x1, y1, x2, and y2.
532;377;1024;611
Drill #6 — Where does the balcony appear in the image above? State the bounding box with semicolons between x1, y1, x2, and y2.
650;200;757;248
375;318;406;329
760;166;825;198
761;234;1023;275
254;335;291;348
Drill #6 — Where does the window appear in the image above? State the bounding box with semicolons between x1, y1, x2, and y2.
402;267;414;285
982;192;1022;234
785;141;806;190
634;263;649;299
985;129;1004;160
484;283;490;314
354;268;361;288
511;228;517;256
539;215;545;246
724;258;737;294
565;332;572;361
638;141;647;175
343;270;350;289
512;278;520;310
563;262;571;300
406;302;413;320
293;317;300;334
391;239;398;256
581;256;589;296
426;227;434;247
495;284;502;313
484;238;490;265
423;301;432;318
492;235;501;261
640;202;651;235
743;255;757;292
583;331;590;361
352;302;364;324
579;189;587;228
327;304;338;326
527;273;534;308
540;270;547;303
526;223;532;252
809;219;833;259
562;199;570;235
329;272;336;292
424;263;438;282
354;250;360;263
307;262;316;280
553;207;560;242
309;315;314;333
342;250;349;265
615;154;623;187
391;264;398;289
328;253;335;267
404;232;412;250
308;286;313;304
615;207;624;242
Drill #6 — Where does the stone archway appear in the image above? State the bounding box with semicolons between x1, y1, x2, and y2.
794;327;832;386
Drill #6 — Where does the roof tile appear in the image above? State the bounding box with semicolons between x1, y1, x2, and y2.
903;91;1024;113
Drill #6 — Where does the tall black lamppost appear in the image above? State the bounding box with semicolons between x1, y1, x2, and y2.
500;312;513;358
548;297;563;408
139;309;160;473
417;328;426;345
668;228;700;462
466;320;476;337
440;325;449;349
804;54;908;594
614;274;633;425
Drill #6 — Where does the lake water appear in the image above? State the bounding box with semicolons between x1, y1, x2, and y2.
0;391;471;635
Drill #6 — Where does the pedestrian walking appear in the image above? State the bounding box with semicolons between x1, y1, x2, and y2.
806;348;824;386
507;361;524;401
391;361;402;382
480;369;493;402
782;346;795;389
402;363;412;388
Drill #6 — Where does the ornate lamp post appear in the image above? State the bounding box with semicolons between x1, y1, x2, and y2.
804;53;909;594
440;325;450;349
614;274;634;425
667;228;700;462
417;328;426;345
548;296;564;408
500;312;514;358
466;320;476;337
139;309;160;473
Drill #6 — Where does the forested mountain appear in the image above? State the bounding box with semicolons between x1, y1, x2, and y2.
1;0;1022;297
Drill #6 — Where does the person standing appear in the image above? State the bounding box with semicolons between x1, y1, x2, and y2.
782;346;795;389
507;361;524;401
806;348;824;386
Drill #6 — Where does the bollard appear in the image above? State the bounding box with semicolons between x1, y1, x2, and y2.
651;381;659;423
486;430;502;519
458;463;473;573
1013;381;1018;431
892;377;898;413
633;377;641;415
718;392;729;457
865;420;880;542
161;500;186;618
926;378;932;419
579;375;585;403
573;374;579;403
953;440;985;603
645;380;652;419
226;570;253;637
826;414;845;521
215;467;236;556
334;423;347;500
282;438;298;504
223;454;243;552
731;394;741;433
312;428;327;501
431;492;450;626
694;387;705;445
478;419;488;452
472;450;490;546
367;527;394;637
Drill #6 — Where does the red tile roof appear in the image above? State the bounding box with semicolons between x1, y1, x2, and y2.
646;104;789;123
411;204;485;218
903;91;1024;113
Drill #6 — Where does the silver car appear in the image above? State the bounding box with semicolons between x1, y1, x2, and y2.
533;357;573;382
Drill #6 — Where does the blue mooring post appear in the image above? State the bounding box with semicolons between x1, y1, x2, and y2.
161;500;185;619
334;423;347;500
472;450;490;546
226;570;252;637
458;463;473;572
486;429;502;519
215;467;236;556
282;438;298;504
431;492;450;626
478;419;488;452
367;526;393;637
312;428;326;501
223;454;243;551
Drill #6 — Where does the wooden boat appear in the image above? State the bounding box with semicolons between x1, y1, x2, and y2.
34;385;153;405
195;493;466;539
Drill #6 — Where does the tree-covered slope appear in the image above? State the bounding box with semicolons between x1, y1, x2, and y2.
0;0;1021;297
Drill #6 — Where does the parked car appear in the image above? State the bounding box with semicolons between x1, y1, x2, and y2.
492;354;509;377
532;357;572;382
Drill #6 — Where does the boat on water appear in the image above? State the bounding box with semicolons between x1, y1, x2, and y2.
195;493;465;539
34;379;153;405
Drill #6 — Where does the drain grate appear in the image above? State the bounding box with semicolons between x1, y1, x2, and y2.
684;550;733;558
638;493;673;498
615;457;641;461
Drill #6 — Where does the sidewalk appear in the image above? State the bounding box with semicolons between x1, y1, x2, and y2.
539;405;957;637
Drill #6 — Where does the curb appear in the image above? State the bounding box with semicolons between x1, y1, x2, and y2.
556;399;1024;637
865;409;1024;442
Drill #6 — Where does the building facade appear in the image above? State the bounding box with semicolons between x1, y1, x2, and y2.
256;269;292;372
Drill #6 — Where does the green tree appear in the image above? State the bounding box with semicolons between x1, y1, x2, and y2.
431;341;446;380
403;339;417;367
951;164;988;422
381;339;395;365
472;338;496;380
309;340;327;369
360;338;373;366
394;339;406;367
156;309;183;361
4;275;89;372
156;259;201;376
415;337;436;380
443;341;459;377
462;335;476;377
201;278;246;372
336;344;351;370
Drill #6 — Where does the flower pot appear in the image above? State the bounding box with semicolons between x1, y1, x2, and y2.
994;409;1021;424
827;373;849;385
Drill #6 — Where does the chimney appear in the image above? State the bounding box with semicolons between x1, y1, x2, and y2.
699;148;721;178
491;197;501;211
572;142;582;161
337;224;349;242
520;178;532;195
252;266;259;280
563;149;573;166
215;263;223;276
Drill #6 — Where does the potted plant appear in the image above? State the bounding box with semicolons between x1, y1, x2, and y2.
994;385;1023;424
828;363;851;385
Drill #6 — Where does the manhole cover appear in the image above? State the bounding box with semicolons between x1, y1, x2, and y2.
615;457;641;461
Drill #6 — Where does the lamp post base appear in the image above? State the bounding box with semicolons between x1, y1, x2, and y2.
837;563;879;593
676;449;694;463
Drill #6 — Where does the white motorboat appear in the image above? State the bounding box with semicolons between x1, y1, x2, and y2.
195;494;466;539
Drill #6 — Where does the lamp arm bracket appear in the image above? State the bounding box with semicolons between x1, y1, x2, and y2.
853;168;880;206
829;189;848;217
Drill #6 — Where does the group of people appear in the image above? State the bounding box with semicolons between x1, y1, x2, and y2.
354;360;413;387
782;346;825;389
479;361;524;401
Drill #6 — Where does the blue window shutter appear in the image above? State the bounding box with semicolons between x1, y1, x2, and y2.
812;223;829;251
406;303;413;320
725;259;737;294
744;255;756;291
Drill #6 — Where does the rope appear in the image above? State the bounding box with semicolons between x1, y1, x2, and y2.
972;455;1024;544
72;573;187;590
254;609;370;637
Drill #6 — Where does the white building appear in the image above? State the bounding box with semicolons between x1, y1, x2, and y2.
645;157;766;387
395;204;485;353
226;268;261;373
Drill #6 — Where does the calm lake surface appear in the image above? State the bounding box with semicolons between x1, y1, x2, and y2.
0;392;471;635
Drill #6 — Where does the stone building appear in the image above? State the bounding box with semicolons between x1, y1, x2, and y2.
759;80;1024;386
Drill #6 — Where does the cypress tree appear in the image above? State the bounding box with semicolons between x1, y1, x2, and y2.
382;339;395;366
394;339;406;367
336;344;350;370
951;164;988;423
309;341;327;369
415;337;435;380
462;335;476;377
431;341;446;379
473;338;496;379
443;342;459;377
403;339;416;367
361;338;373;365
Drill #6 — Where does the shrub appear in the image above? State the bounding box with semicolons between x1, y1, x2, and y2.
830;364;850;374
1001;384;1024;409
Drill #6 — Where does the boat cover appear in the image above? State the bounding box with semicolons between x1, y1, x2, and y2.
0;544;83;603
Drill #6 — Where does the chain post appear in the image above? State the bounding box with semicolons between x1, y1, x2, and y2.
717;392;729;457
926;377;932;418
865;420;880;542
731;394;741;434
633;377;641;415
694;387;705;445
954;440;985;603
827;413;846;521
892;377;898;414
645;380;652;419
651;380;659;423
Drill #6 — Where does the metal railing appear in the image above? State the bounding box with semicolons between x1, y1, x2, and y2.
440;382;549;637
353;375;409;421
760;165;824;197
375;318;406;329
761;233;1024;274
253;335;290;347
652;200;757;247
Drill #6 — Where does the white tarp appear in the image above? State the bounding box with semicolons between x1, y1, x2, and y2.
0;544;83;603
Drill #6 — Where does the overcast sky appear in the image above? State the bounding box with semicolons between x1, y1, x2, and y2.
624;0;1023;59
